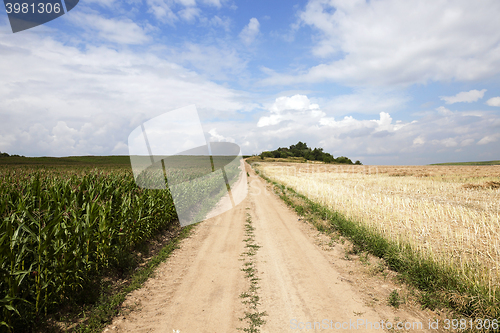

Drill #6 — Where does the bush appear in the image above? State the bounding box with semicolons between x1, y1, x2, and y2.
335;156;353;164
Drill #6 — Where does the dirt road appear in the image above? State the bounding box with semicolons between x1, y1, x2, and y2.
106;164;434;332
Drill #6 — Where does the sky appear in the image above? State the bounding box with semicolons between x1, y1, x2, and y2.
1;0;500;165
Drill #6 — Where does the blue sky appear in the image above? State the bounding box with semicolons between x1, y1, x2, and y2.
1;0;500;165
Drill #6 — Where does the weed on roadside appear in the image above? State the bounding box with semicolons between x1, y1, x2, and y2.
388;290;401;308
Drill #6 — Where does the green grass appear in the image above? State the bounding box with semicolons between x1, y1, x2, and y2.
238;213;267;333
71;224;195;333
388;290;401;308
245;156;307;164
430;160;500;166
254;168;500;323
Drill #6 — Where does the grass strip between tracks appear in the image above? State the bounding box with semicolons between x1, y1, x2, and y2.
238;211;267;333
254;169;500;325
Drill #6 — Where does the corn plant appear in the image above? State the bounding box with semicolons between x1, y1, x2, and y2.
0;166;177;332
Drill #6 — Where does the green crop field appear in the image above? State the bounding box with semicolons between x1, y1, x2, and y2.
0;154;245;331
0;162;178;331
0;155;132;166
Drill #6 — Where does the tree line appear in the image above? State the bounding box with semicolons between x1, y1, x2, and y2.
259;142;361;165
0;151;24;157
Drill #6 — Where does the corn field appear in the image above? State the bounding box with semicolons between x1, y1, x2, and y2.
0;165;177;331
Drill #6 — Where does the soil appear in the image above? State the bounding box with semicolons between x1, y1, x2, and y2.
104;163;447;332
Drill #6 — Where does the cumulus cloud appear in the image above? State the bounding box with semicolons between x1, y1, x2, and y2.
319;112;409;133
257;95;324;127
440;89;487;104
239;18;260;45
0;32;249;157
208;128;235;143
263;0;500;86
245;92;500;164
486;97;500;107
269;94;319;113
192;94;500;164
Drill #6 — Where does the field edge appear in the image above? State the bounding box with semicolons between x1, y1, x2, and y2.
252;164;500;322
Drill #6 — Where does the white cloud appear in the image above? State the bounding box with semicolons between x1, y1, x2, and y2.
208;128;235;143
269;94;319;113
413;136;425;146
440;138;458;147
486;97;500;107
319;112;409;133
239;18;260;45
176;0;196;6
83;0;117;8
144;0;227;26
201;96;500;164
202;15;231;31
0;32;249;157
146;0;178;25
166;43;248;81
71;12;150;44
264;0;500;86
477;134;500;145
257;95;323;127
436;106;453;115
178;6;201;22
440;89;486;104
460;138;474;146
201;0;222;7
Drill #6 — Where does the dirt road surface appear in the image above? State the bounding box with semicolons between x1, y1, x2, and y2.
105;163;435;332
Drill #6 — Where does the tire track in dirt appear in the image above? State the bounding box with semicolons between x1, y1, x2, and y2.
247;167;384;332
106;198;247;332
106;163;436;332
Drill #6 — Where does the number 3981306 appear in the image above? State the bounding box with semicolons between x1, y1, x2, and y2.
5;2;61;14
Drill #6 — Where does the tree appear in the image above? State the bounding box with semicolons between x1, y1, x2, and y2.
312;148;324;161
257;141;360;165
260;151;273;159
323;153;334;163
335;156;353;164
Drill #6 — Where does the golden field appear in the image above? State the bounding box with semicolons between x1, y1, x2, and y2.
254;163;500;299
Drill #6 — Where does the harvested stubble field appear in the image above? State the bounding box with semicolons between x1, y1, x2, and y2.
255;162;500;317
